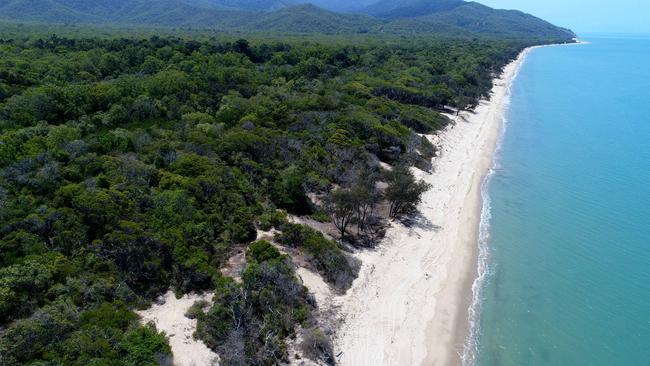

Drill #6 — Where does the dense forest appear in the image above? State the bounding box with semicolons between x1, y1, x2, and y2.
0;31;564;365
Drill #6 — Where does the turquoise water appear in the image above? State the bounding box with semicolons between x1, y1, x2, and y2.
475;38;650;365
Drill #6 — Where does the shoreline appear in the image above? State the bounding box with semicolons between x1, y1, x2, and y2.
459;40;586;365
329;47;533;366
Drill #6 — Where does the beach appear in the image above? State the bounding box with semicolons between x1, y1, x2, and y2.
327;48;532;366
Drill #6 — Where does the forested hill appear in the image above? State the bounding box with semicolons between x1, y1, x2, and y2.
364;0;466;18
0;0;575;39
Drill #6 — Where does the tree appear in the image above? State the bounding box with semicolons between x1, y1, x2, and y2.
232;39;251;57
350;173;380;233
271;165;311;214
454;95;476;116
324;188;357;239
384;166;431;218
122;325;173;366
94;221;171;296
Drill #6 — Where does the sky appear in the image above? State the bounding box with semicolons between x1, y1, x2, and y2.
477;0;650;34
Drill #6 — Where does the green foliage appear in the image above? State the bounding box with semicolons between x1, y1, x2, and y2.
122;326;172;366
184;299;210;320
196;256;316;365
94;221;171;297
385;165;431;218
276;223;359;291
309;210;330;223
258;208;287;231
271;165;312;214
79;301;137;330
0;32;554;365
0;253;70;322
0;300;80;365
246;240;283;263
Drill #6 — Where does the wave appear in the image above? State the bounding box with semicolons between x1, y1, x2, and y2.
459;133;498;366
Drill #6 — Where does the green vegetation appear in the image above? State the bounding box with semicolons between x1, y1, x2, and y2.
275;223;359;291
0;0;576;39
0;29;562;364
365;0;576;40
195;241;320;364
385;165;432;219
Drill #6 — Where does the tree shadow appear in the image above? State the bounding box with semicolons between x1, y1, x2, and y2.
399;211;441;232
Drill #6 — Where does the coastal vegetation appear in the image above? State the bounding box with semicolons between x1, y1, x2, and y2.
0;18;573;365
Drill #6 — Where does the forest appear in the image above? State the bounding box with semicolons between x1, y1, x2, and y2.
0;31;555;365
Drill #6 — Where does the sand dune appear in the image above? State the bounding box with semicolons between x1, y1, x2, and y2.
137;291;218;366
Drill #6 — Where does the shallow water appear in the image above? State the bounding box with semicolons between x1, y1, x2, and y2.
475;37;650;365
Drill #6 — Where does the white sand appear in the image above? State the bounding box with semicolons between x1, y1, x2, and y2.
137;291;219;366
297;266;333;307
330;48;532;366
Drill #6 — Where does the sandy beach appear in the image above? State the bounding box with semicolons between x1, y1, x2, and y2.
327;47;532;366
137;291;218;366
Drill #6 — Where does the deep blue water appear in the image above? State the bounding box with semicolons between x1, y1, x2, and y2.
476;38;650;365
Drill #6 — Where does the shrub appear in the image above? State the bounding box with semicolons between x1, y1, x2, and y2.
300;328;335;366
122;325;172;366
258;208;288;231
271;165;312;215
185;300;210;320
246;240;282;263
197;254;312;365
276;223;359;291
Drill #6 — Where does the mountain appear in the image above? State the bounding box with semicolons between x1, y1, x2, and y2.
182;0;294;11
364;0;465;18
302;0;377;12
417;2;575;38
183;0;375;12
242;4;377;33
362;0;574;39
0;0;575;40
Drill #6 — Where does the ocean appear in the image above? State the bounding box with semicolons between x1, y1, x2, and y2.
472;37;650;365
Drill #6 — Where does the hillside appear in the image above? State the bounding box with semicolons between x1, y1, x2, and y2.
416;2;575;38
363;0;574;39
364;0;465;18
242;4;377;33
0;0;575;39
182;0;293;11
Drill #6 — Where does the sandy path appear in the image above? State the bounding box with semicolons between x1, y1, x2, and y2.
330;48;532;366
137;291;219;366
